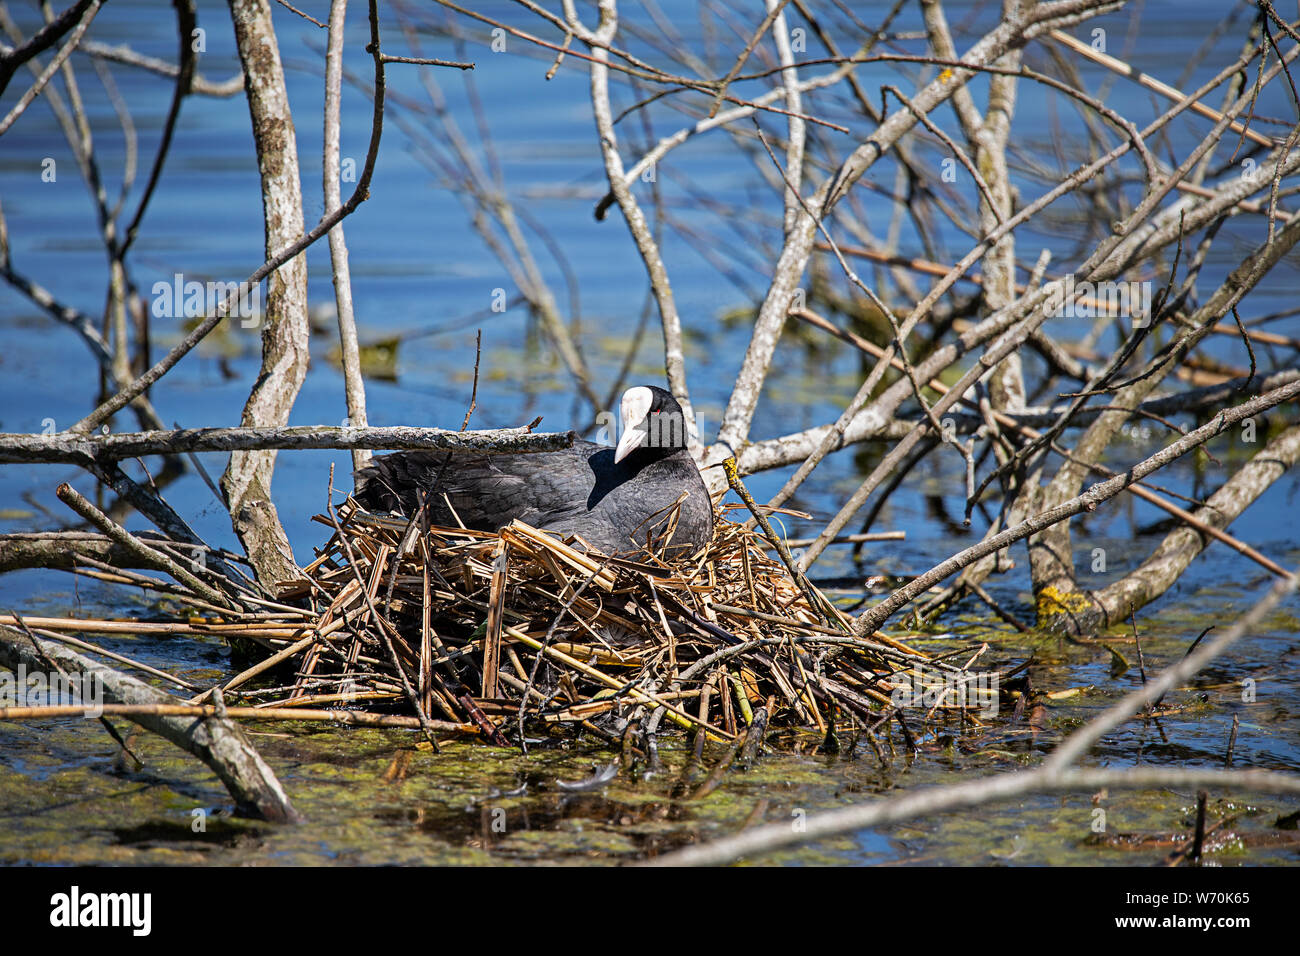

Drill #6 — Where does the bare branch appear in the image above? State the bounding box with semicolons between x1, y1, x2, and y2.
851;377;1300;636
324;0;371;477
649;570;1300;866
0;424;573;465
0;0;96;97
0;624;304;822
0;0;100;136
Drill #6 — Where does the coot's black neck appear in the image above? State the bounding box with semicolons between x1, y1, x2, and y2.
618;441;691;470
623;397;692;468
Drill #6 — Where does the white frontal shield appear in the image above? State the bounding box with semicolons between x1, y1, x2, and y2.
614;386;653;463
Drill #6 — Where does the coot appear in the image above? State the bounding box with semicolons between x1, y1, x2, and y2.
353;386;714;558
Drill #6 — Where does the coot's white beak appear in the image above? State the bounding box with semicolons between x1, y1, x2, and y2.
614;386;653;463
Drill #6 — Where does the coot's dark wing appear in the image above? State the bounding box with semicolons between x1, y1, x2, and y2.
354;437;715;557
354;444;599;532
568;448;710;554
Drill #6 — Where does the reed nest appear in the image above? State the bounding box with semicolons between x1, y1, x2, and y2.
250;498;1008;748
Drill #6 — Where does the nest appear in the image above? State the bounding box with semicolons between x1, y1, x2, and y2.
252;498;1004;748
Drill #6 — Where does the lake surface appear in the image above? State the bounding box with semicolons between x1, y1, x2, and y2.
0;0;1298;865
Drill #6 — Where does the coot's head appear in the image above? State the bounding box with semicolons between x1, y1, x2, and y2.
614;385;689;463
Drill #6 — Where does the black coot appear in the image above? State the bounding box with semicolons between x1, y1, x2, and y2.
353;386;714;558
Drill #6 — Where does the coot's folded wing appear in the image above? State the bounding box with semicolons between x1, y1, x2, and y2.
353;445;598;533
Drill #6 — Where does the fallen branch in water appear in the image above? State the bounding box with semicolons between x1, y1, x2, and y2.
0;702;481;733
0;622;304;823
55;482;239;610
648;765;1300;866
0;532;139;573
852;376;1300;636
649;570;1300;865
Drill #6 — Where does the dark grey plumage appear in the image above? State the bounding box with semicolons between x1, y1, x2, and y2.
353;386;714;558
